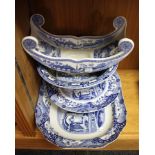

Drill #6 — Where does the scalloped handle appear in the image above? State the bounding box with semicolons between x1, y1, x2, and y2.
22;36;39;50
31;14;45;27
113;16;127;29
118;38;134;53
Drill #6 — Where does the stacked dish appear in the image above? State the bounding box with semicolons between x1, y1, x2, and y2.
22;14;134;148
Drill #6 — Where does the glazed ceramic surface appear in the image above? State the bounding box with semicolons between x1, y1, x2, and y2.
30;14;126;49
37;64;118;89
22;37;134;73
35;83;126;148
46;72;121;113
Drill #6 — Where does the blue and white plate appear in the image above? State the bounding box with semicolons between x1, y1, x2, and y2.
35;84;126;148
22;36;134;73
46;72;121;113
31;14;126;49
37;64;118;89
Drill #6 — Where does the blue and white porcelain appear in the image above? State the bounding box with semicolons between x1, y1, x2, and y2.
22;37;134;73
35;83;126;148
21;14;131;149
46;72;121;113
31;14;127;49
37;64;118;89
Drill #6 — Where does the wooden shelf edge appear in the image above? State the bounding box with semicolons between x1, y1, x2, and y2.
15;127;138;150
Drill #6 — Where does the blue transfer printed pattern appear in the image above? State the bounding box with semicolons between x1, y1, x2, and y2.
46;72;121;113
60;82;106;100
31;14;126;49
39;41;60;57
37;64;118;89
119;40;133;53
35;83;126;148
57;109;105;134
94;41;118;58
22;36;134;73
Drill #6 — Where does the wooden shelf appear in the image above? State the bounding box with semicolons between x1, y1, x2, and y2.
15;69;139;150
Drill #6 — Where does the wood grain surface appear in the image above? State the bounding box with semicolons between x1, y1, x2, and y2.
15;67;35;136
16;0;40;107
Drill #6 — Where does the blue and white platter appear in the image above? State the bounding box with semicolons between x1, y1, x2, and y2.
31;14;127;49
22;37;134;73
37;64;118;89
35;83;126;148
46;72;121;113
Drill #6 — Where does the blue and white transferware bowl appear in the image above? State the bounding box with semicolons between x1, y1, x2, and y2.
35;83;126;148
31;14;127;49
37;64;118;89
22;37;134;73
46;72;121;113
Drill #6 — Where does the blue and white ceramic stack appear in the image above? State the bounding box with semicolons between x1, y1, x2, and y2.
22;14;134;148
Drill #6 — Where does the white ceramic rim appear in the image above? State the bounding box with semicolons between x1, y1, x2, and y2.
22;36;134;62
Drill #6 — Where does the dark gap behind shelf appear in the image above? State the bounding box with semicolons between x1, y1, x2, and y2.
15;150;139;155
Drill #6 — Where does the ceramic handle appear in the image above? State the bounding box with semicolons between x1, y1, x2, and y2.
31;14;126;32
113;16;127;29
22;36;39;50
22;36;58;50
31;14;45;27
118;38;134;53
30;14;127;49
